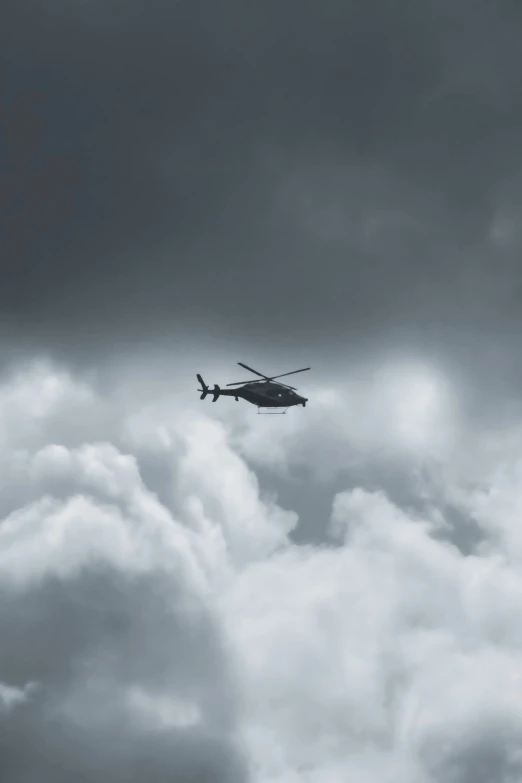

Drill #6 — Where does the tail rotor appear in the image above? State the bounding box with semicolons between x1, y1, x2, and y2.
197;374;209;400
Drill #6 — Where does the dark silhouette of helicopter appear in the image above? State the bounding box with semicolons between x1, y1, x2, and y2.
197;362;309;414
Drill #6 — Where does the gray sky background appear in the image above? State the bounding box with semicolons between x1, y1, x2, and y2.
4;2;522;782
3;0;522;381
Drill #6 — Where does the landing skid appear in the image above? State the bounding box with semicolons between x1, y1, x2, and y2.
257;407;288;415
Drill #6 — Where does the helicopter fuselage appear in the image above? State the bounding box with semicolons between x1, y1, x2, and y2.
234;381;307;408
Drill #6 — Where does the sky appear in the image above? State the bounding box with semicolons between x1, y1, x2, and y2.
4;1;522;781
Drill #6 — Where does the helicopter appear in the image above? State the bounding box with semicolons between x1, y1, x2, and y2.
197;362;310;414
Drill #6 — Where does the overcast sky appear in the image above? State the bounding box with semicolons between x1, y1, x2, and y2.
3;0;522;372
4;1;522;781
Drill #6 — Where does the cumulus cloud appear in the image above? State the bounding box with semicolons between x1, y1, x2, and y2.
227;357;459;488
2;358;522;782
0;362;249;781
222;488;522;782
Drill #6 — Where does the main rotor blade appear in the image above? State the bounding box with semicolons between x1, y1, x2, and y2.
237;362;270;380
270;367;311;380
225;380;254;386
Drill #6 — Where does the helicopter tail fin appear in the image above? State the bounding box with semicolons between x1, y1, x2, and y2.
212;384;221;402
197;374;209;400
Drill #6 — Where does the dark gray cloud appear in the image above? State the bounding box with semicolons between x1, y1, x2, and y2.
0;571;245;783
3;0;522;386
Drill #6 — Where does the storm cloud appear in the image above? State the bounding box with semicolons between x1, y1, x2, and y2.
3;0;522;378
4;2;522;780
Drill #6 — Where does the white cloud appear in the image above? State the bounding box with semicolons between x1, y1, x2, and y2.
2;358;522;782
222;488;522;782
0;681;36;713
226;357;459;484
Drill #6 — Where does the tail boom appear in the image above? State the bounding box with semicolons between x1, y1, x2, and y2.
197;375;238;403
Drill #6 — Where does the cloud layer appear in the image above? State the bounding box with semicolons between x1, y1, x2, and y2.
2;359;522;782
4;0;522;387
